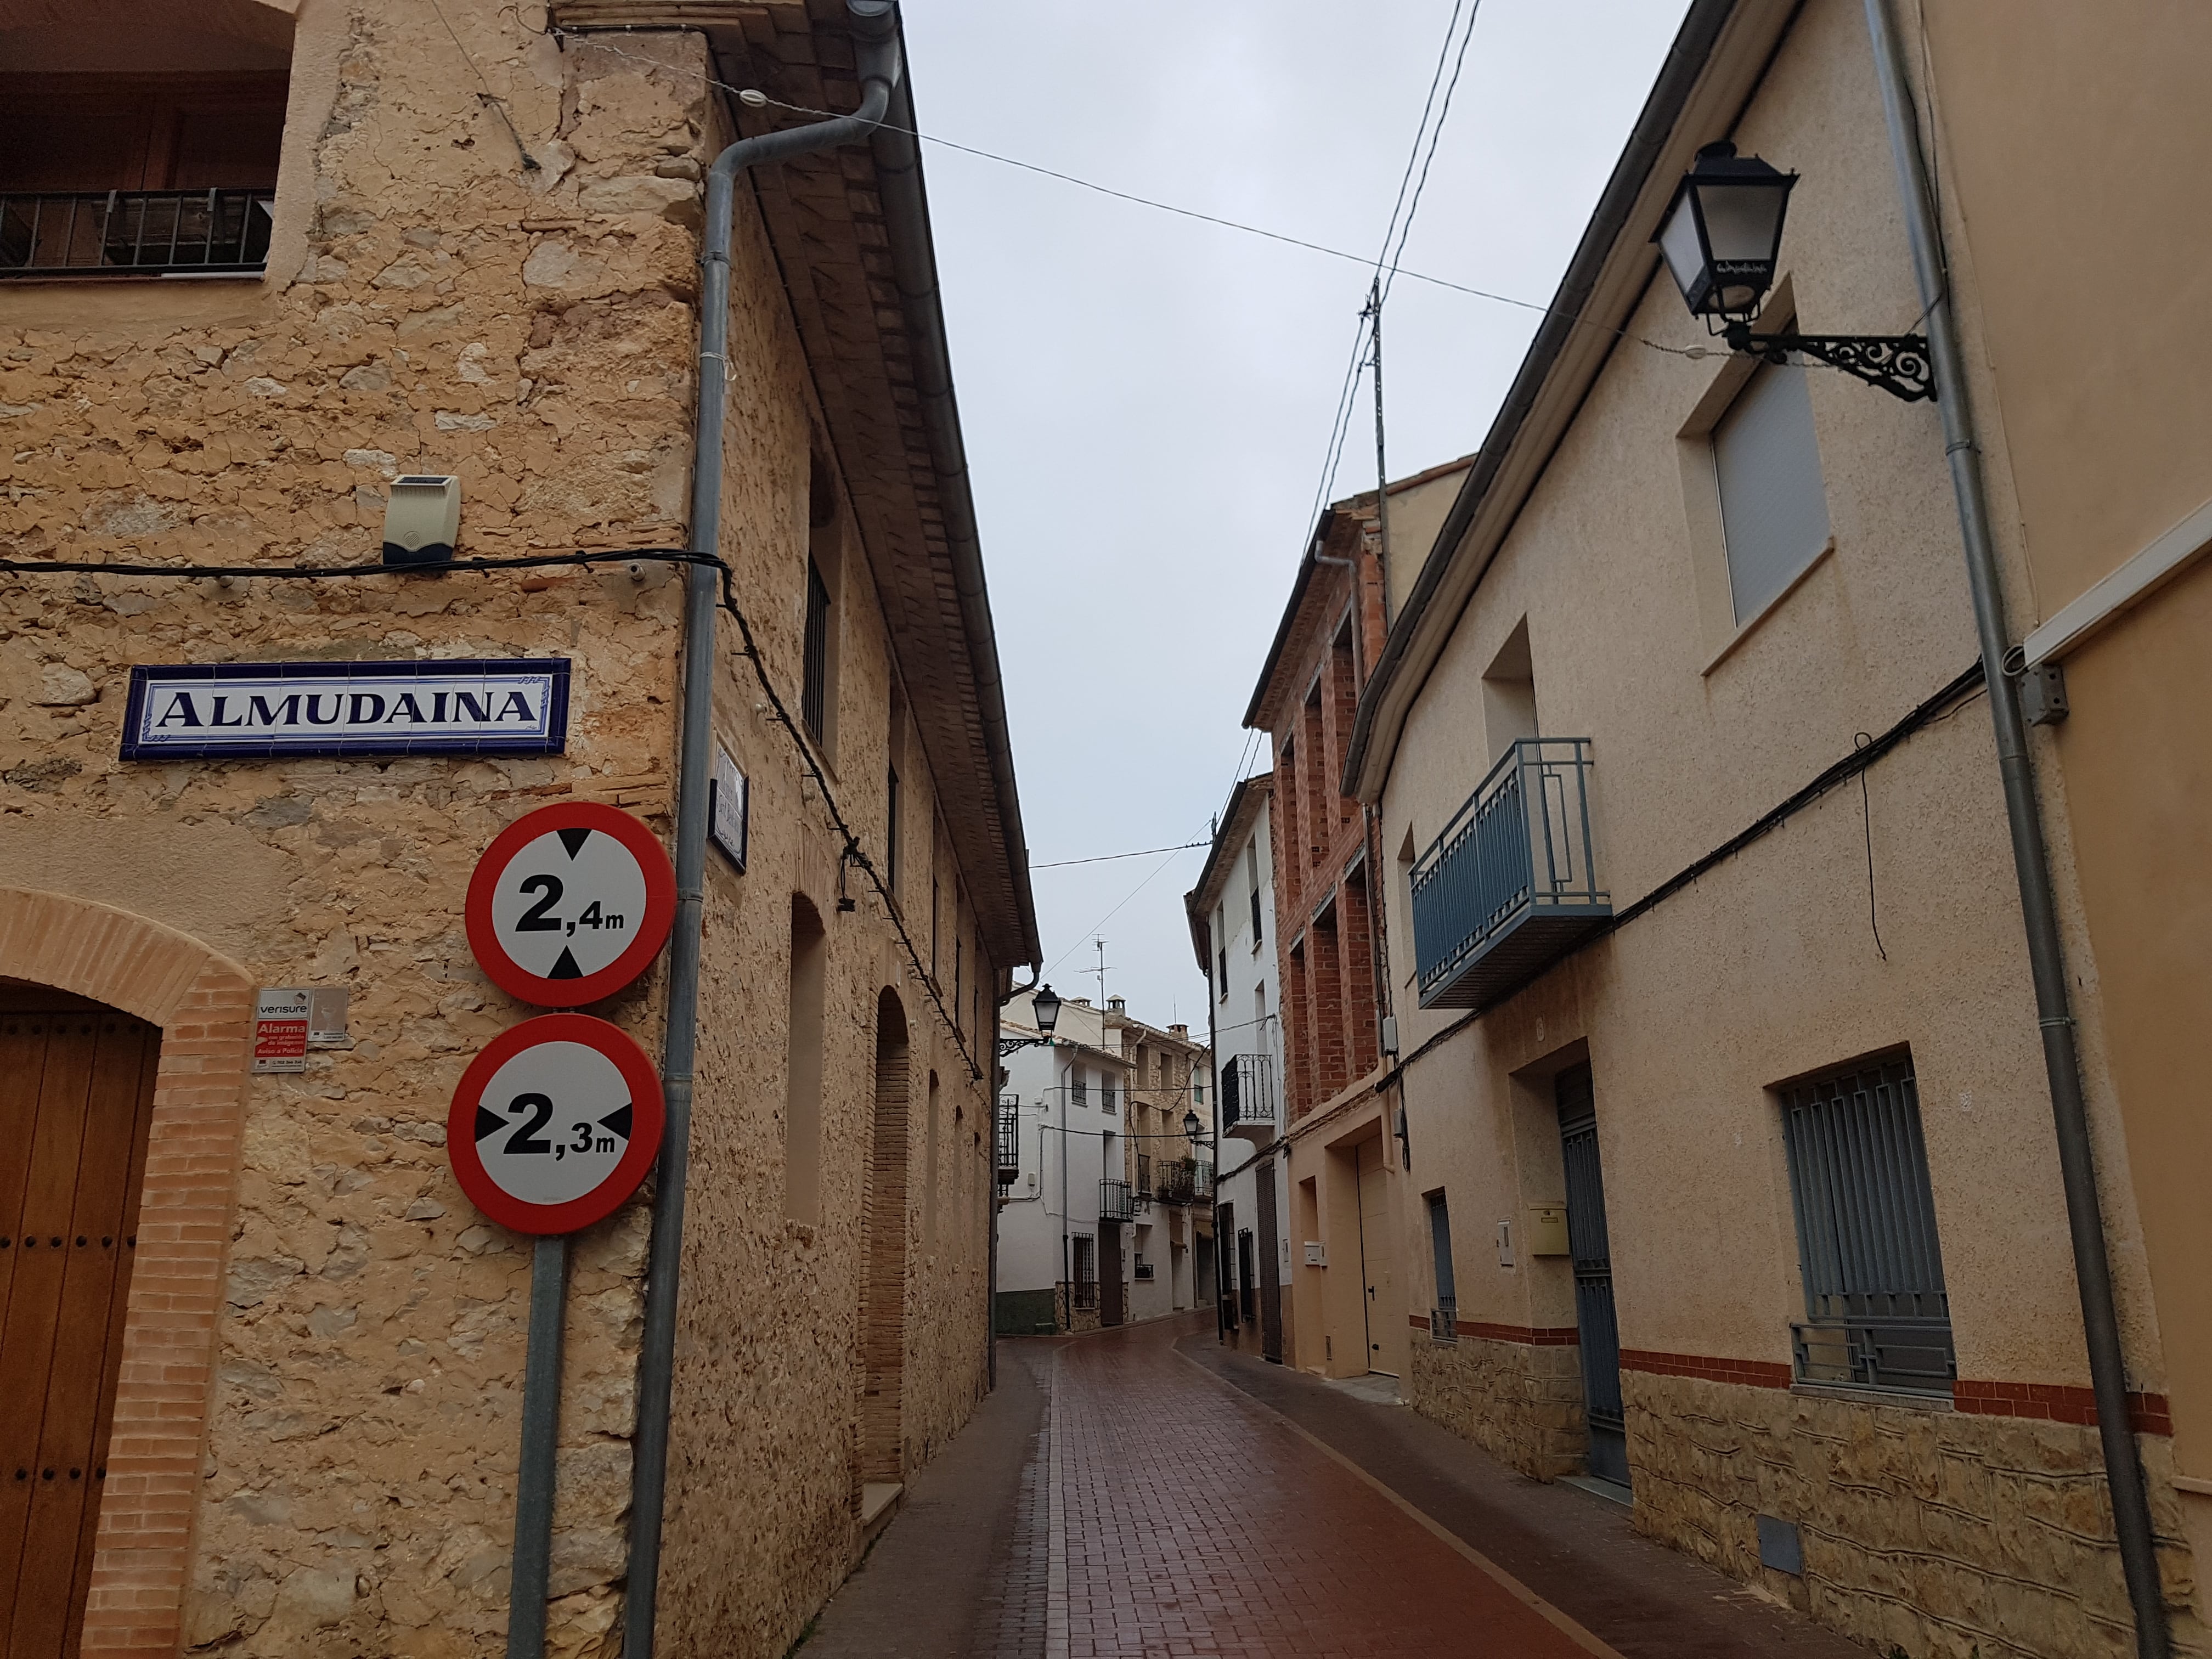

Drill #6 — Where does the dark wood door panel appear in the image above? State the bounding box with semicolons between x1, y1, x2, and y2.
0;1011;160;1659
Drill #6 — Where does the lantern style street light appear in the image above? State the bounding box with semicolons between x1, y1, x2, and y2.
998;983;1061;1055
1182;1107;1202;1146
1655;141;1934;402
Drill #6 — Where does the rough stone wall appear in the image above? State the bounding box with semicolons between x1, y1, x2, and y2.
1626;1373;2207;1659
0;6;996;1657
1407;1333;1585;1481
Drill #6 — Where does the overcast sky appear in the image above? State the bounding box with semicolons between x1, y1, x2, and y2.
899;1;1692;1033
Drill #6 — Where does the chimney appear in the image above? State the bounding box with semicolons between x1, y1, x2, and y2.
1170;1023;1188;1039
1108;995;1126;1013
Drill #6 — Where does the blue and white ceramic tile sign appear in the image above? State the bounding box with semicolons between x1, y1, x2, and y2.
119;658;571;760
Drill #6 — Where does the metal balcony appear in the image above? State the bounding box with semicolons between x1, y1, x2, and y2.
1099;1178;1137;1223
994;1097;1020;1186
2;189;276;279
1409;738;1611;1009
1220;1054;1277;1142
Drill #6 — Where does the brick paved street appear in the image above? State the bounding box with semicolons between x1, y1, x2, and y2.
802;1310;1867;1659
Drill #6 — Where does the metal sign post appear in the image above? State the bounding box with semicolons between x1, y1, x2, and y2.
458;804;673;1659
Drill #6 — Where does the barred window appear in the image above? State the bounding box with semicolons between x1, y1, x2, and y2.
1780;1054;1955;1395
802;556;832;743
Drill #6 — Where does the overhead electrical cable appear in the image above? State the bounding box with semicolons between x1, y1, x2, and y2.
554;31;1710;366
0;546;987;1080
1031;840;1211;871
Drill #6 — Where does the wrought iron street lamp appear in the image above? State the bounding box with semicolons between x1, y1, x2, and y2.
998;982;1062;1056
1182;1107;1202;1146
1655;141;1934;402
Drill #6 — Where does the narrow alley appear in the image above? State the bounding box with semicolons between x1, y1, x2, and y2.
800;1314;1868;1659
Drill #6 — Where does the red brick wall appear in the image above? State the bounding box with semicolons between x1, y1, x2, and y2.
1265;529;1392;1121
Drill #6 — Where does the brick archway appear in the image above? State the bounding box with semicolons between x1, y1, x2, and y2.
0;888;253;1658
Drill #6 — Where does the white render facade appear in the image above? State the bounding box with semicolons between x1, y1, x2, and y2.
994;992;1131;1332
1187;776;1293;1358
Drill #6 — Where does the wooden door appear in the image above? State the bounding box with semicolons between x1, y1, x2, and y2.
1356;1140;1406;1376
0;997;160;1659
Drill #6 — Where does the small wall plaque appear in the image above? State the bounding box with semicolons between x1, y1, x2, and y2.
252;988;311;1074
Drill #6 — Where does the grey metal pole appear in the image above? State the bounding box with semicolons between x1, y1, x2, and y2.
506;1235;569;1659
624;14;901;1659
1367;280;1392;628
1861;7;2169;1654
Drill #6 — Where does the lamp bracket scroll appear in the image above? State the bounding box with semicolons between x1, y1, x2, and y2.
1723;322;1936;403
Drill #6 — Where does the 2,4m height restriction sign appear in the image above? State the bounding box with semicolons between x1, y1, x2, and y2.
447;1013;665;1235
466;800;676;1006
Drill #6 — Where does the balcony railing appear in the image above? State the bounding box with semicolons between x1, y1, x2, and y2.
1409;738;1611;1009
995;1097;1020;1186
1429;1299;1458;1344
2;189;277;279
1221;1053;1277;1140
1099;1178;1137;1223
1792;1314;1956;1396
1153;1158;1212;1205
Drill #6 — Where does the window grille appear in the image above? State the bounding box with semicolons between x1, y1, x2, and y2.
802;556;831;742
1426;1193;1457;1342
1713;362;1831;623
885;764;900;894
2;188;279;279
1070;1074;1087;1109
1780;1056;1955;1395
1070;1235;1098;1310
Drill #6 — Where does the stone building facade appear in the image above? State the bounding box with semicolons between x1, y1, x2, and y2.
0;3;1034;1657
1102;1002;1211;1327
1339;2;2205;1656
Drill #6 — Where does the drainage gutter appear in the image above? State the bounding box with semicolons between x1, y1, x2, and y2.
624;11;902;1656
1862;5;2169;1654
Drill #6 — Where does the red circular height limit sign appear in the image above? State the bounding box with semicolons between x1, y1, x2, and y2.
466;800;676;1007
447;1014;665;1235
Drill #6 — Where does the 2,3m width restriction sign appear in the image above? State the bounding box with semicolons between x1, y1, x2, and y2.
466;800;676;1006
447;1014;665;1235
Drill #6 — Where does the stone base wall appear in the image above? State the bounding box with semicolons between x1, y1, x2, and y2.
997;1289;1058;1336
1407;1331;1586;1480
1625;1371;2207;1659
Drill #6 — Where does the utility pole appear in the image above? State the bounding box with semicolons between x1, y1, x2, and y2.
1093;936;1109;1009
1365;278;1393;628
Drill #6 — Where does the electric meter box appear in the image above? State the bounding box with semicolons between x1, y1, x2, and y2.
1527;1204;1571;1256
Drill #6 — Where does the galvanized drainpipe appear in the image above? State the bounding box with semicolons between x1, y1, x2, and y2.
624;13;902;1658
1204;951;1225;1342
1861;7;2169;1654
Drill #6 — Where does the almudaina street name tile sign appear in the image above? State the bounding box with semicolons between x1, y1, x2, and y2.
119;658;571;760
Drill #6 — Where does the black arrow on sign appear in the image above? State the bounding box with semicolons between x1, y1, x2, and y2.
548;947;584;979
557;827;592;859
598;1102;633;1142
475;1104;503;1142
